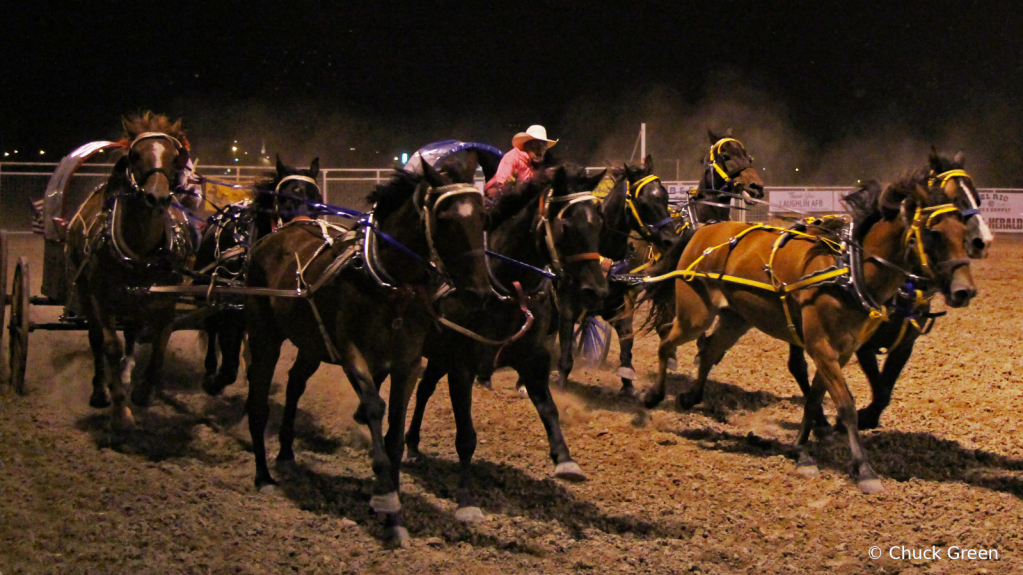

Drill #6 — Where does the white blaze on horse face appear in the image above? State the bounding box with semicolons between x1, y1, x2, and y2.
958;179;994;254
457;202;474;218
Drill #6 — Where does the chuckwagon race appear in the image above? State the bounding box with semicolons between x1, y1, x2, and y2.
3;5;1023;575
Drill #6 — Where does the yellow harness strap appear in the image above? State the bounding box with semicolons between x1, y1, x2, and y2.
904;204;959;278
626;174;661;233
709;138;743;182
929;169;972;189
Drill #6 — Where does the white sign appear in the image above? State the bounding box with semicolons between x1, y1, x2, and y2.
980;191;1023;233
768;190;835;213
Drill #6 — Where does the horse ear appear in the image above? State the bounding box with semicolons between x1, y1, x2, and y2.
308;157;320;178
550;166;567;201
420;153;446;188
707;129;718;144
586;169;608;192
928;146;941;171
953;150;965;166
644;154;654;172
724;127;734;137
276;154;287;175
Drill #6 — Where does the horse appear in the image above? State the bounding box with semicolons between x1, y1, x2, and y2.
195;156;323;396
641;175;975;493
687;129;765;225
243;156;491;543
785;149;993;432
552;155;677;394
66;112;196;430
403;164;609;522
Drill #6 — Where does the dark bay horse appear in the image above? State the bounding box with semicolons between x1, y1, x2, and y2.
196;156;322;395
66;113;196;430
403;165;609;523
244;158;490;543
643;176;975;493
687;130;765;225
785;149;993;431
554;155;677;393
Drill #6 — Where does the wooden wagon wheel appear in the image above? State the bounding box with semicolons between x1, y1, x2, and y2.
0;231;8;348
9;257;30;394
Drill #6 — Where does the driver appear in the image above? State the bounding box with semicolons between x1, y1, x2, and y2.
484;125;558;198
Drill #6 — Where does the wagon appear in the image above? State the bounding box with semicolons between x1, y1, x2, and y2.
1;142;260;394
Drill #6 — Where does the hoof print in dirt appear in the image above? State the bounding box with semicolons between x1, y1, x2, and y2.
454;506;485;523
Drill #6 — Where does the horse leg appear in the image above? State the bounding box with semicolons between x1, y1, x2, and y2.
787;344;832;436
678;309;749;409
379;352;422;544
211;308;246;395
447;359;484;523
245;316;283;489
87;323;111;408
859;332;918;430
514;347;585;481
277;347;321;463
131;312;173;407
95;307;132;431
405;358;447;464
793;373;828;478
803;320;882;494
555;304;576;388
338;344;401;538
475;351;495;390
202;312;220;392
613;293;638;395
644;281;713;409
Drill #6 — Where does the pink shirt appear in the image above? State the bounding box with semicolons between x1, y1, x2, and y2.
485;148;535;197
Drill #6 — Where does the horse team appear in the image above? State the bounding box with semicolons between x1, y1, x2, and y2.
62;113;987;542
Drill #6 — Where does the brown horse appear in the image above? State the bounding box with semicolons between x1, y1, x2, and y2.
643;176;975;493
66;113;195;430
243;157;490;543
785;149;994;432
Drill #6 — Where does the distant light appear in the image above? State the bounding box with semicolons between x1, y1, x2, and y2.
234;158;239;162
3;152;7;157
349;147;356;151
231;146;237;152
794;168;799;172
244;152;248;155
13;150;18;154
401;153;408;164
39;150;45;155
857;179;861;183
393;157;398;161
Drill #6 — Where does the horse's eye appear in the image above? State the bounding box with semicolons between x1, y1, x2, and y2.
721;154;730;162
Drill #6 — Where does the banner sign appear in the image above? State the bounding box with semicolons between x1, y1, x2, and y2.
980;190;1023;233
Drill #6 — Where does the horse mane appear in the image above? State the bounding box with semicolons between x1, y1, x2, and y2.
120;111;188;144
487;171;552;231
366;170;424;221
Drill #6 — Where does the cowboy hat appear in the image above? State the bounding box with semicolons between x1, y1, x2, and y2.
512;125;558;150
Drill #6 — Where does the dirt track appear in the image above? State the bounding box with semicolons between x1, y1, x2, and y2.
2;233;1022;574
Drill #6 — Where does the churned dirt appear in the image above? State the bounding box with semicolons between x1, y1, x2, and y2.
2;233;1022;574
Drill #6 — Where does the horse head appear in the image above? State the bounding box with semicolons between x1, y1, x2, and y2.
120;130;189;207
416;158;491;302
880;179;977;308
541;165;610;311
927;148;993;259
623;154;677;251
700;129;764;206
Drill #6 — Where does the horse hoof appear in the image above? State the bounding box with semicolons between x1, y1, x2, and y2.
403;451;423;465
616;366;637;380
370;492;401;514
476;378;493;391
454;506;485;524
796;464;820;478
642;393;663;409
89;389;111;409
618;385;638;399
666;358;678;371
812;424;835;440
553;461;587;482
516;386;529;399
857;410;881;430
858;478;884;494
555;374;568;388
110;406;135;432
676;391;702;410
202;374;226;396
386;526;411;547
130;387;152;408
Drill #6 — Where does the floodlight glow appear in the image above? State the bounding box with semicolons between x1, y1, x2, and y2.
401;153;408;164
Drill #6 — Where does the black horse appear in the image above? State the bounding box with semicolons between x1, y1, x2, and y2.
554;155;677;394
786;149;992;432
403;164;609;523
244;155;490;543
195;156;322;396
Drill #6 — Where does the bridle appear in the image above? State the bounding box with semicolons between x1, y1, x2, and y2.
902;203;969;279
123;132;187;198
270;174;320;230
927;169;981;219
625;174;675;240
537;188;602;277
704;137;751;193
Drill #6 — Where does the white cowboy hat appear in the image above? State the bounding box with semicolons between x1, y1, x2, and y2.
512;125;558;150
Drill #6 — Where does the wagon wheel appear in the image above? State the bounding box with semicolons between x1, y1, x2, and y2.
0;231;8;348
9;257;30;394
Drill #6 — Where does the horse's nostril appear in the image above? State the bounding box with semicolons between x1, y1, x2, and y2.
972;238;986;251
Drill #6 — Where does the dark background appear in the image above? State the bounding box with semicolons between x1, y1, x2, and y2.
2;1;1022;185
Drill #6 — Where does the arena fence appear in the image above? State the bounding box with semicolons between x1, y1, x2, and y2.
3;163;1022;233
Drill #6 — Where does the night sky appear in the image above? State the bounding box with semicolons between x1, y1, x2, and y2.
3;2;1023;184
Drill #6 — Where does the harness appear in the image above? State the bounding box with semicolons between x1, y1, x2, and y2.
928;169;981;218
625;202;961;347
537;188;602;276
626;174;675;239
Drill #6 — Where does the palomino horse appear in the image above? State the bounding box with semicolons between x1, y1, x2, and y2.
196;156;323;395
642;176;975;493
554;156;677;393
786;149;993;431
404;165;609;522
66;113;196;430
244;158;490;543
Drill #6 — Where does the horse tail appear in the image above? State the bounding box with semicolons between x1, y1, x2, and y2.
638;227;693;335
